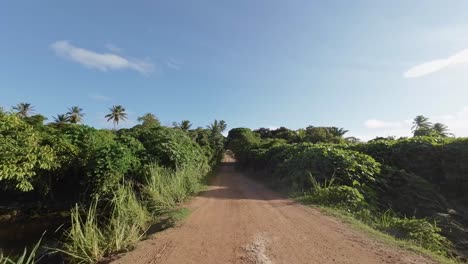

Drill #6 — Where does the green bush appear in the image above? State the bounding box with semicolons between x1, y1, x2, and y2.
0;114;56;191
130;126;209;171
272;144;380;192
378;216;450;255
301;176;368;211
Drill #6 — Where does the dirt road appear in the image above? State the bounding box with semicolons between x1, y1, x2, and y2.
112;156;436;264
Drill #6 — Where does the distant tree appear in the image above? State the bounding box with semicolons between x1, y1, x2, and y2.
53;114;69;124
66;106;84;124
271;127;296;142
432;123;452;137
207;120;227;134
254;128;272;139
219;120;227;132
12;102;35;118
138;113;160;127
105;105;128;129
412;115;432;133
345;136;361;143
296;128;307;142
328;127;349;137
24;115;47;126
173;120;192;131
304;126;345;144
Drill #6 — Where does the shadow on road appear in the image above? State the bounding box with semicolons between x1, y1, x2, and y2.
197;159;294;207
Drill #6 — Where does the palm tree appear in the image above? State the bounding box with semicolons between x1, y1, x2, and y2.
433;123;451;137
328;127;349;137
219;120;227;132
53;114;69;124
173;120;192;131
138;113;160;126
105;105;128;129
66;106;84;124
12;102;34;118
412;115;432;132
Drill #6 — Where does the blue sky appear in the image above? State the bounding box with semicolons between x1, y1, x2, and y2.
2;1;468;139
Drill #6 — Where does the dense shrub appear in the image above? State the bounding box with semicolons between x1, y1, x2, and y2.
0;114;56;191
126;126;209;172
274;144;380;189
354;137;468;197
302;184;368;211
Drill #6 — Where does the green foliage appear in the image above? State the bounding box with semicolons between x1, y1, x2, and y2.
106;185;150;252
275;144;380;189
302;175;368;211
375;215;450;255
105;105;127;128
132;126;209;171
137;113;160;127
143;164;204;214
0;114;56;191
0;237;42;264
303;126;346;144
59;201;106;263
60;185;150;264
85;139;140;195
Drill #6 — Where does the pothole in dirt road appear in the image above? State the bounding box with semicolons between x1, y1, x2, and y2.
240;233;273;264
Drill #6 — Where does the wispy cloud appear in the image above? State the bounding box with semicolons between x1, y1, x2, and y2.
89;93;111;101
105;43;123;53
51;40;154;74
166;58;182;70
404;48;468;78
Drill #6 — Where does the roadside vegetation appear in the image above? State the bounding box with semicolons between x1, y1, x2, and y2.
226;116;468;263
0;104;226;263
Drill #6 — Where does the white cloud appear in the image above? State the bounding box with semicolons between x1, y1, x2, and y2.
364;119;404;129
51;40;154;74
404;48;468;78
88;93;111;101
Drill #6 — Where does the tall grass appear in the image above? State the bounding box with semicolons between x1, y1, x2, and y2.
143;165;202;214
0;237;42;264
58;164;206;263
58;201;106;263
59;185;150;264
107;184;150;252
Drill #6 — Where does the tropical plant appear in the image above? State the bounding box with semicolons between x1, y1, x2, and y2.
412;115;432;133
432;123;451;137
173;120;192;131
137;113;160;127
66;106;85;124
105;105;128;129
12;102;35;118
207;119;227;134
328;127;349;137
53;114;69;124
0;114;56;191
